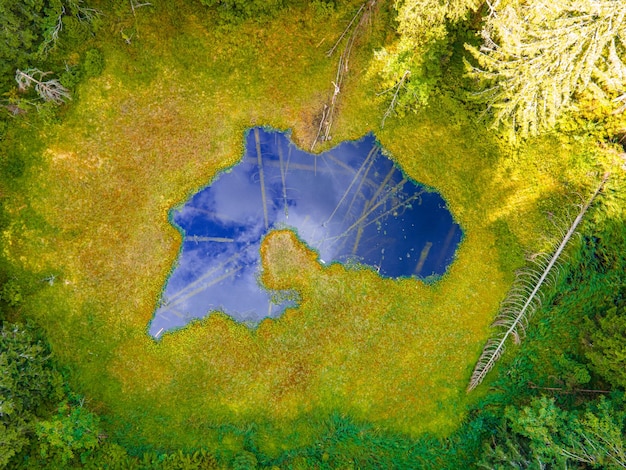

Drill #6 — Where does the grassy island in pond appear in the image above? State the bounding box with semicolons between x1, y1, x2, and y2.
0;0;624;467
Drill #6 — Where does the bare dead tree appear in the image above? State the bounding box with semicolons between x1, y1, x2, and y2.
15;69;71;105
467;174;610;392
311;0;378;150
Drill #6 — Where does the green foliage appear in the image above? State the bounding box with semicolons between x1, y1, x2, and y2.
0;323;64;467
197;0;290;23
586;289;626;389
478;423;544;470
0;279;23;307
374;0;480;119
239;411;499;469
311;0;336;19
232;450;258;469
58;16;96;53
60;66;82;89
395;0;481;47
82;48;105;78
0;108;47;191
466;0;626;139
481;396;626;468
0;1;622;468
0;0;57;91
35;396;101;464
37;100;63;125
101;448;219;470
0;150;26;180
0;323;63;413
377;38;453;114
0;320;222;468
0;0;100;99
472;188;626;468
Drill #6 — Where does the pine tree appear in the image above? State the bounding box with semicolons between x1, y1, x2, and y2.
374;0;480;125
466;0;626;138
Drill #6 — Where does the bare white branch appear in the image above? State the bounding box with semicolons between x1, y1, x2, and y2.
130;0;152;16
312;0;377;150
467;173;610;392
381;70;410;128
15;69;71;105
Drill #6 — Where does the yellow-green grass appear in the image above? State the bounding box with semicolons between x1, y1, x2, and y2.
2;0;614;455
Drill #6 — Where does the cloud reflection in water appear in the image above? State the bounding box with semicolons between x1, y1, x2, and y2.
149;128;462;337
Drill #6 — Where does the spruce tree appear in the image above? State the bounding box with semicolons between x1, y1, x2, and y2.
466;0;626;138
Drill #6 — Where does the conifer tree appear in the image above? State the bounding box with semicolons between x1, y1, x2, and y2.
374;0;480;124
466;0;626;138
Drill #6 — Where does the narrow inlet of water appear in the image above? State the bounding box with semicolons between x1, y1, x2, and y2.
149;127;462;337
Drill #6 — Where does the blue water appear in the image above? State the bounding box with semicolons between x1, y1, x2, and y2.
149;128;462;337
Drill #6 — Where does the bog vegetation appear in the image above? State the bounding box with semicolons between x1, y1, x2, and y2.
0;0;625;468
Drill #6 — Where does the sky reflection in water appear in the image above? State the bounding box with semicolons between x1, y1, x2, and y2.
149;128;462;337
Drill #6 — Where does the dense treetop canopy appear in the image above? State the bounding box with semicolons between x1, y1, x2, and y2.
467;0;626;137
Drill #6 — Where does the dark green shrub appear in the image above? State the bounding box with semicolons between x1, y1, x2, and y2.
198;0;291;23
60;66;82;89
232;450;258;470
586;301;626;389
83;48;105;78
311;1;336;18
1;279;23;307
1;151;26;179
0;323;64;467
35;397;102;465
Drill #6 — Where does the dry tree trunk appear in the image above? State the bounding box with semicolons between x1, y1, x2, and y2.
15;69;71;104
467;173;610;392
311;0;378;151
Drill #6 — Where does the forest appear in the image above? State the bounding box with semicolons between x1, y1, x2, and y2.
1;0;625;468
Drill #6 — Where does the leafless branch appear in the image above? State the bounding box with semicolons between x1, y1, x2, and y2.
381;70;410;128
326;2;367;57
51;6;65;43
15;69;71;104
130;0;152;16
312;0;377;150
527;382;611;394
39;6;65;56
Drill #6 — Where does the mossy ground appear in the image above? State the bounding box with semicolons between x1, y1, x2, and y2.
1;0;616;457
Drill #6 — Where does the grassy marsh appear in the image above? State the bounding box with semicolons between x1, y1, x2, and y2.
1;0;616;457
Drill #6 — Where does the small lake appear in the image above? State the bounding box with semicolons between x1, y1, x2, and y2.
149;128;462;337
